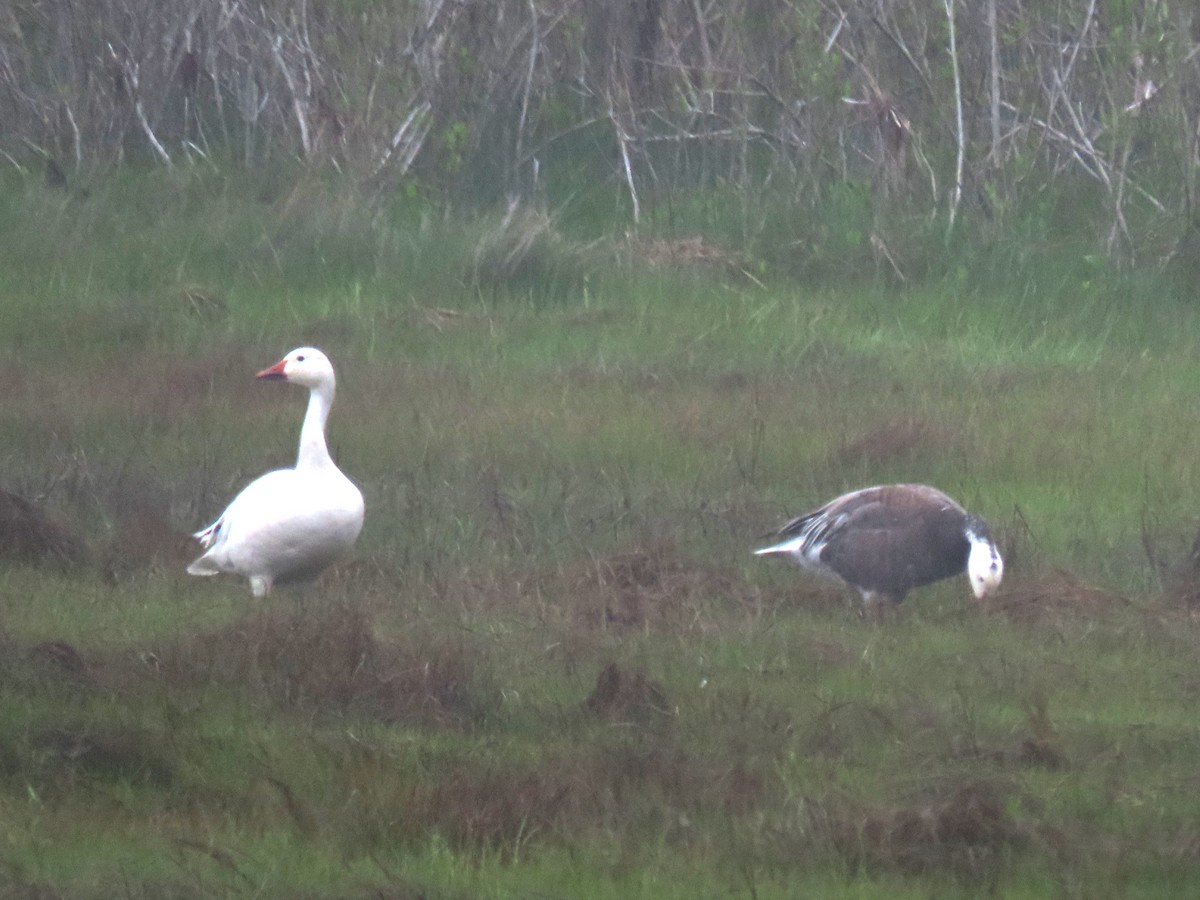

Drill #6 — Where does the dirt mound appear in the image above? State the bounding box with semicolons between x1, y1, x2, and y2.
105;512;195;582
27;641;94;686
584;662;672;725
561;541;743;633
159;607;489;727
31;726;174;786
418;766;578;852
0;489;86;565
952;697;1067;770
986;572;1128;622
817;780;1028;878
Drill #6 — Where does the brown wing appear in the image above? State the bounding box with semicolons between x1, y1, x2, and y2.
819;490;971;597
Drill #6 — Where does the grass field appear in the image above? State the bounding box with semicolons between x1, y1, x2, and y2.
4;169;1200;897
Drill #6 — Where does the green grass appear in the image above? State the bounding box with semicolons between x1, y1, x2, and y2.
4;167;1200;897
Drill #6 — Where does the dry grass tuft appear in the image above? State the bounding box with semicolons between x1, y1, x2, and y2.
559;540;742;633
801;700;897;759
159;607;489;727
471;204;598;298
720;762;767;814
415;766;580;852
1166;580;1200;609
585;738;771;823
31;726;175;786
621;234;743;272
324;740;593;856
584;662;672;725
1016;736;1067;769
413;305;491;331
74;354;239;418
817;780;1028;879
986;573;1129;623
176;283;226;319
27;640;95;686
105;512;195;582
1158;529;1200;610
0;489;87;565
833;415;950;467
952;696;1066;769
342;721;772;856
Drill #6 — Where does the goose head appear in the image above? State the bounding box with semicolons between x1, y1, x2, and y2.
257;347;335;391
965;516;1003;600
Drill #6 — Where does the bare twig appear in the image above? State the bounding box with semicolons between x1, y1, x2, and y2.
943;0;964;234
107;44;172;167
608;98;641;225
824;8;847;55
370;100;432;181
1042;0;1097;138
987;0;1001;164
1001;101;1165;214
870;232;906;282
515;0;539;170
272;35;311;159
62;102;82;168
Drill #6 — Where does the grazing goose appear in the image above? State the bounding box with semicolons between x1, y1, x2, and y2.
187;348;365;597
754;483;1002;607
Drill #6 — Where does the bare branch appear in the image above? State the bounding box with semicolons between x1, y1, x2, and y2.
943;0;964;234
607;97;641;226
515;0;539;168
107;43;172;168
987;0;1001;164
272;35;311;159
371;100;432;181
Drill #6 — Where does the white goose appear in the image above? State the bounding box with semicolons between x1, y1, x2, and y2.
755;484;1003;607
187;347;365;597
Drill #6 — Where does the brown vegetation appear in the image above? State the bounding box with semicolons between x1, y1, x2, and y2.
952;697;1067;771
31;726;175;787
620;235;743;272
834;414;952;467
27;640;94;686
815;780;1029;880
584;662;671;725
985;572;1130;624
3;2;1193;267
157;606;490;727
0;489;87;565
558;541;749;633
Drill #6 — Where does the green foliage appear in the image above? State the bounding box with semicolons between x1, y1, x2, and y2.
441;120;472;176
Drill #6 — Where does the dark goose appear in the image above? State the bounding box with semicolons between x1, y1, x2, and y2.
755;483;1003;607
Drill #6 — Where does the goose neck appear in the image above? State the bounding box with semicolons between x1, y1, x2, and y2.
296;381;335;469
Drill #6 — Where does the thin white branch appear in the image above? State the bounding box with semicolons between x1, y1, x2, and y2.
515;0;539;166
608;99;641;225
1053;70;1110;191
1044;0;1097;128
371;100;432;179
943;0;964;234
63;102;82;167
272;35;311;159
987;0;1000;163
108;43;172;167
1000;101;1165;214
824;11;847;54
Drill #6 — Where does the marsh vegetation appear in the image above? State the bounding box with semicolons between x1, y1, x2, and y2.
0;167;1198;898
3;1;1200;896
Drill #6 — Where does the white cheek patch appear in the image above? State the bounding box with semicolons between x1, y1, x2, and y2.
966;533;1003;596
